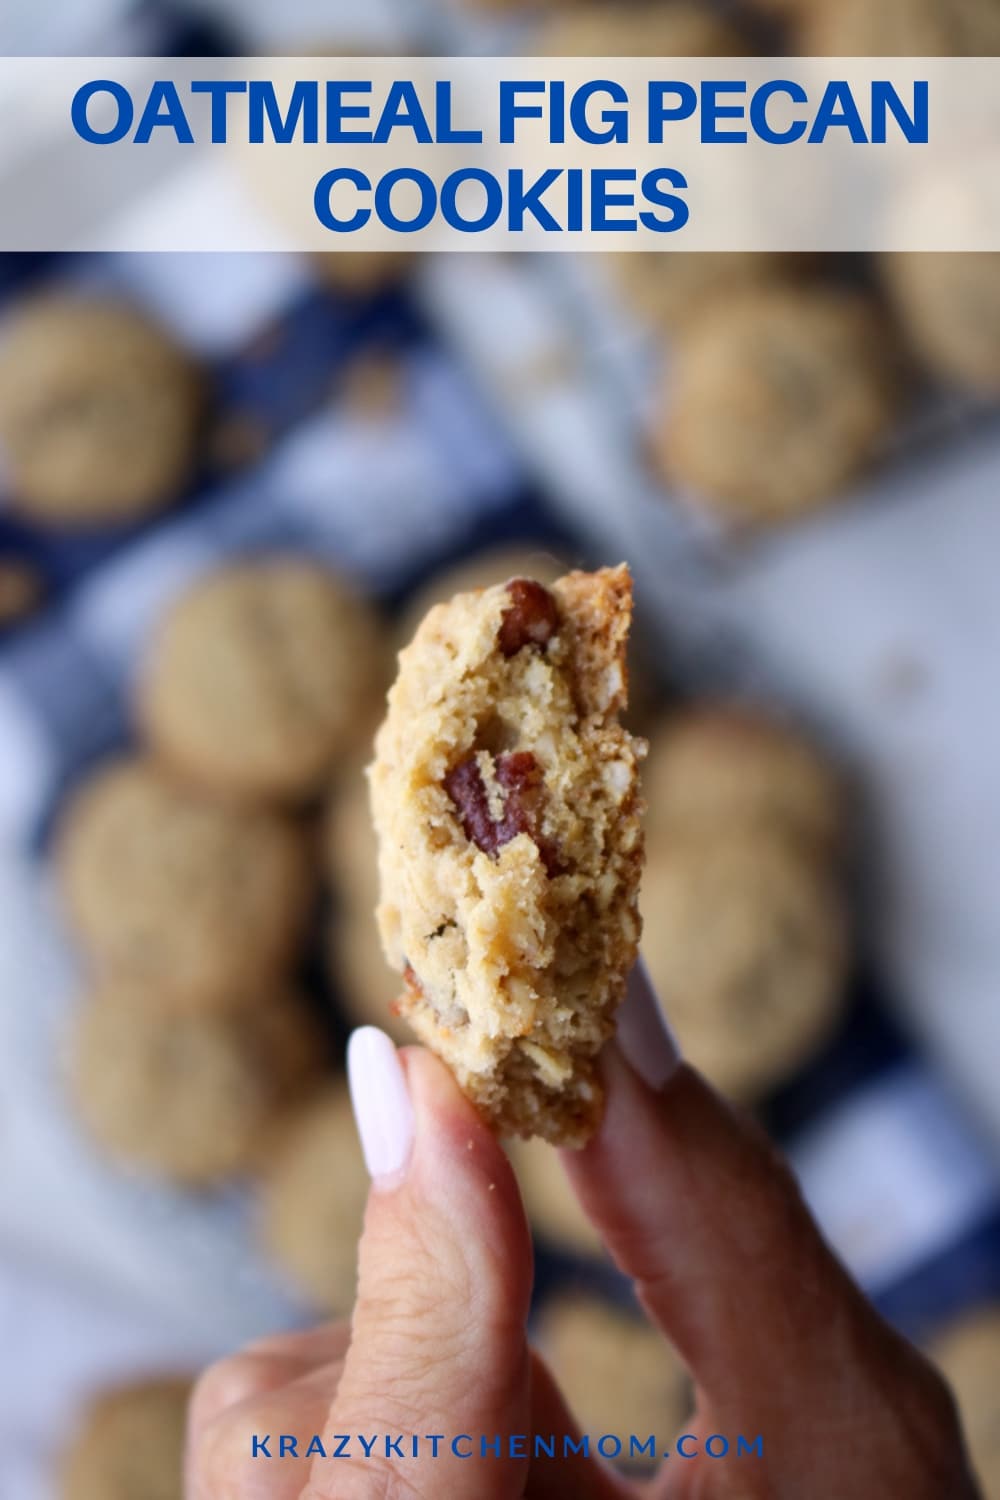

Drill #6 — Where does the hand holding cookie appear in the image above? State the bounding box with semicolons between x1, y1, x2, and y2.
188;977;977;1498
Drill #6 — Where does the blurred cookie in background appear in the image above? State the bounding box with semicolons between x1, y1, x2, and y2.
644;704;846;859
69;985;323;1187
532;0;752;55
507;1136;603;1257
140;560;388;806
58;758;313;1010
61;1375;192;1500
325;765;410;1046
605;251;806;340
534;1296;691;1455
259;1082;369;1312
928;1306;1000;1500
641;829;848;1101
883;253;1000;398
0;556;44;630
799;0;1000;55
0;296;202;528
653;283;903;526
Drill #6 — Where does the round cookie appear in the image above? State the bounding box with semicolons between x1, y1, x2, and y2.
605;252;805;339
533;0;751;56
62;1376;192;1500
58;758;313;1009
0;296;201;527
140;560;387;804
325;767;411;1046
883;253;1000;396
507;1136;603;1257
645;704;845;857
641;829;848;1101
653;284;902;525
534;1296;690;1455
929;1307;1000;1499
800;0;1000;56
259;1082;369;1311
70;985;322;1185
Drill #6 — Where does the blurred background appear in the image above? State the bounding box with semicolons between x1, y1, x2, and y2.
3;1;1000;1497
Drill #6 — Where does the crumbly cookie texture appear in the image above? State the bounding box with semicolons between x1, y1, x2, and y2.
70;985;321;1185
641;829;847;1101
0;296;201;526
371;565;645;1147
140;560;387;804
535;1297;690;1458
645;704;845;856
62;1377;192;1500
58;759;312;1008
260;1083;369;1311
655;284;901;525
928;1307;1000;1499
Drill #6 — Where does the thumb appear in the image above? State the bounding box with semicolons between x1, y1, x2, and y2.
303;1028;533;1500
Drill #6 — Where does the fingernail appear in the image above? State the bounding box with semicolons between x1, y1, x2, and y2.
616;958;681;1091
347;1027;415;1189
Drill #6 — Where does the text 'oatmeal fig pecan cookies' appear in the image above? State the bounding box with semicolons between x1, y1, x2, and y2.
370;565;645;1147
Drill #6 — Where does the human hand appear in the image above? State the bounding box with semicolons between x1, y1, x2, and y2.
188;967;980;1499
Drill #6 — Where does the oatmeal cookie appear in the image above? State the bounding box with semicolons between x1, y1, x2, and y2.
371;566;645;1146
654;284;901;524
535;1296;690;1455
62;1376;192;1500
533;0;751;56
929;1307;1000;1500
0;296;201;526
645;704;845;857
642;829;847;1100
58;759;312;1008
801;0;1000;55
259;1082;369;1311
140;560;387;804
883;253;1000;396
399;545;566;646
70;984;321;1184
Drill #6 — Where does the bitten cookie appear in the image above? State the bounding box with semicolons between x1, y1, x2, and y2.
325;766;411;1046
260;1083;369;1311
929;1307;1000;1500
883;253;1000;396
641;830;847;1100
399;545;565;647
0;296;201;526
534;1296;690;1458
62;1377;192;1500
654;284;901;525
800;0;1000;55
70;985;321;1185
58;759;312;1008
140;560;387;804
371;566;645;1146
645;704;845;857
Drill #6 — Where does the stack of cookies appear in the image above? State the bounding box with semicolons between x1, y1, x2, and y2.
640;703;850;1102
58;558;386;1229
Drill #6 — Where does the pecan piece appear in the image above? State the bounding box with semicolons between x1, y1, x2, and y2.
444;750;562;875
498;579;559;657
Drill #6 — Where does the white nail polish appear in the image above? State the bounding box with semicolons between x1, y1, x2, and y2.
616;958;681;1090
347;1027;415;1188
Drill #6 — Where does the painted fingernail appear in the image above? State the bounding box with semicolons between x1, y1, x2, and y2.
616;958;681;1091
347;1027;415;1190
